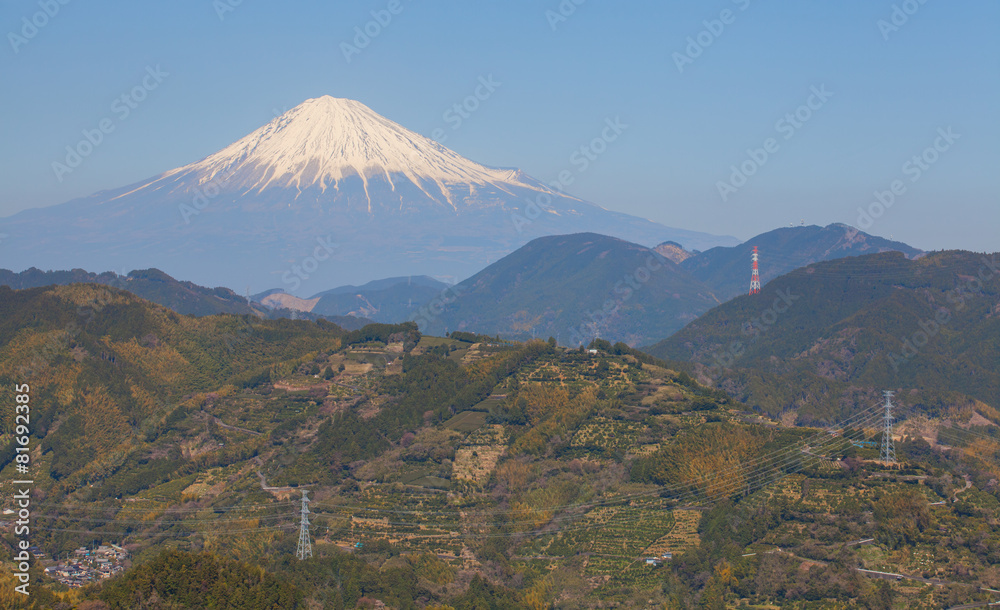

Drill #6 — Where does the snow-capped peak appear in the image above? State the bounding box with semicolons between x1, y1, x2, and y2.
180;96;542;198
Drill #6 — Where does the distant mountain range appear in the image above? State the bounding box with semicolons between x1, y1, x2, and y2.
415;232;721;346
679;223;923;301
0;267;371;330
643;250;1000;424
230;224;924;346
312;275;448;298
1;267;254;316
1;221;926;348
255;276;450;324
408;225;924;347
311;276;449;322
0;96;737;294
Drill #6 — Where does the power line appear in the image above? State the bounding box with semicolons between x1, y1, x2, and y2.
312;418;883;541
29;405;884;535
27;416;880;540
312;402;888;517
23;405;887;544
309;409;886;530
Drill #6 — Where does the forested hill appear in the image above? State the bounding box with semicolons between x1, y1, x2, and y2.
310;275;450;323
0;283;349;487
679;223;923;302
0;267;371;329
644;250;1000;424
418;232;721;346
0;267;257;316
2;281;999;608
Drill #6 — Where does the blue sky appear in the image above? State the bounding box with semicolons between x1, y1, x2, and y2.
1;0;997;251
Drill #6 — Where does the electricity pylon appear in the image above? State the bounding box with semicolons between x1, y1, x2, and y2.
296;490;312;560
881;391;896;465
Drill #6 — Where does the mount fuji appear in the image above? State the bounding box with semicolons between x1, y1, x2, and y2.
1;96;737;294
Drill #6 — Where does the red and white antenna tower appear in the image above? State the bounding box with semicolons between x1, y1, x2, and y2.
749;246;761;295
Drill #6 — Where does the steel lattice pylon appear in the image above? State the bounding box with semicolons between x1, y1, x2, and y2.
749;246;761;295
881;391;896;465
296;490;312;560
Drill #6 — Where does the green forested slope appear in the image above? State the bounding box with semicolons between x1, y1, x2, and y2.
419;232;720;346
680;223;922;301
644;250;1000;423
0;280;998;609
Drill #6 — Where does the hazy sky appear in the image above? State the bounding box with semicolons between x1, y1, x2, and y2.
1;0;997;251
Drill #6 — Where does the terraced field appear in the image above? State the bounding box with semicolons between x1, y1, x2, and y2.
453;425;508;485
571;417;646;451
540;501;678;566
642;508;702;558
443;410;487;433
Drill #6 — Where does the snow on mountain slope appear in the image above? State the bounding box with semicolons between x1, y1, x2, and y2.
147;96;549;210
0;96;738;293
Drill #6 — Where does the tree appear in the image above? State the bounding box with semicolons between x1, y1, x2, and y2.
93;550;302;609
861;580;895;610
873;487;930;549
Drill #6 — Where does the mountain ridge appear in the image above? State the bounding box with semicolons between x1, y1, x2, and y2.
680;223;923;301
643;249;1000;423
0;266;372;329
310;275;449;299
256;275;452;323
416;232;721;346
0;97;738;292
